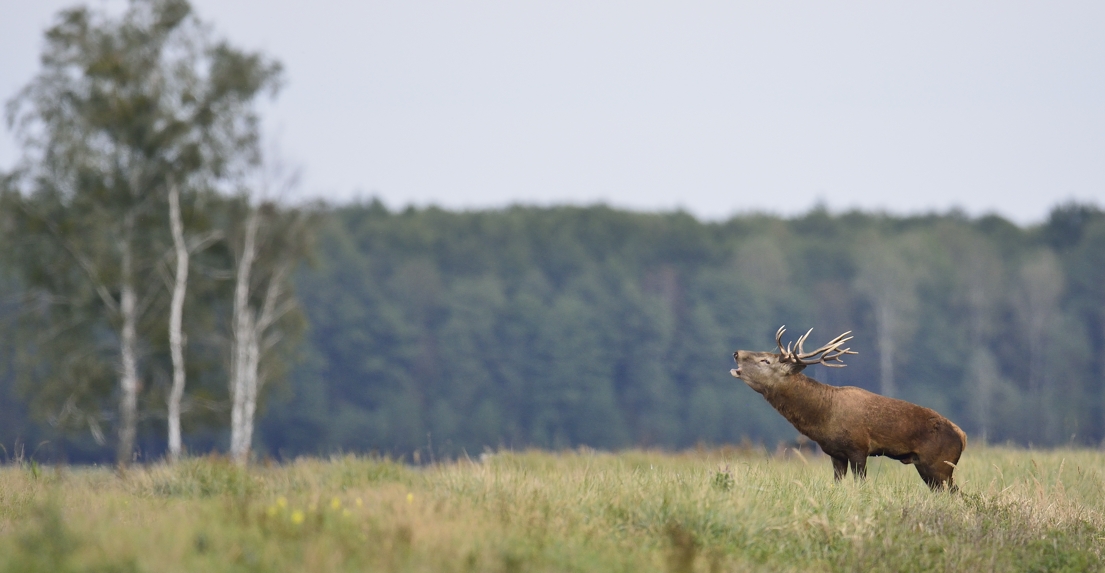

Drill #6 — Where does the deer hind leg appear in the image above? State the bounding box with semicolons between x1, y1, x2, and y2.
832;456;848;481
849;456;868;481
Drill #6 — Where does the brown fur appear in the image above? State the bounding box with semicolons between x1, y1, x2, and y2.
731;348;966;491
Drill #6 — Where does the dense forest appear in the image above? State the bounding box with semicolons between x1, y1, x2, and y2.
4;198;1105;462
259;202;1105;457
2;0;1104;464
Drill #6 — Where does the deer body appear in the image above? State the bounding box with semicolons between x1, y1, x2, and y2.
732;327;966;491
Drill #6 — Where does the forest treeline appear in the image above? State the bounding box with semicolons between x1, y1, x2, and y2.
258;202;1105;457
7;197;1105;462
2;0;1104;464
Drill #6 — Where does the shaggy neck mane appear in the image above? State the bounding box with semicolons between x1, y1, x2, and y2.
760;373;835;439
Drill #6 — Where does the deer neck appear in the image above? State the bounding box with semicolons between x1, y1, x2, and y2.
761;373;834;439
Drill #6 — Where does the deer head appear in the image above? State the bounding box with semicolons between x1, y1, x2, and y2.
730;326;857;393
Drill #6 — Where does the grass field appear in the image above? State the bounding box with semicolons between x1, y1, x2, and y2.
1;446;1103;572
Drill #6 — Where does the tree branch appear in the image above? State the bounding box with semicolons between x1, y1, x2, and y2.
13;199;120;316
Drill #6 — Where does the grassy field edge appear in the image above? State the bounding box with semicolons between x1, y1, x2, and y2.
1;446;1103;572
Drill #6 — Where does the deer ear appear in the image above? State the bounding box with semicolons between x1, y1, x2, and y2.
787;361;808;373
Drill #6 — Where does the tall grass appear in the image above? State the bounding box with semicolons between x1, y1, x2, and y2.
1;447;1102;572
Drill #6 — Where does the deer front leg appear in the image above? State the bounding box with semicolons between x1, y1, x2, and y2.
832;456;848;481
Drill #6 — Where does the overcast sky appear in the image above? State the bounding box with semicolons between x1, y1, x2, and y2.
3;1;1103;224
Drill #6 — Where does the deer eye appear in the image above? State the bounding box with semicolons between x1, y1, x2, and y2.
760;358;770;364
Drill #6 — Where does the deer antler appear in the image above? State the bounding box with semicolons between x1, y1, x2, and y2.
775;326;858;368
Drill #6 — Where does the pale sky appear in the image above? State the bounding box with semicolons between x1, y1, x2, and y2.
3;1;1103;223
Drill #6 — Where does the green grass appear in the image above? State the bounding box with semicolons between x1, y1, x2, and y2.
1;447;1103;572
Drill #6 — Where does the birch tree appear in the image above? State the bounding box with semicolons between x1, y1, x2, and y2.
166;184;189;461
165;183;221;461
5;0;281;465
227;158;310;465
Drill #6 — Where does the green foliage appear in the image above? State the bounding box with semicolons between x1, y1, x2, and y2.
256;201;1105;457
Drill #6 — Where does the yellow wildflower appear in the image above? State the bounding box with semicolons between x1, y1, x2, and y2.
291;510;305;525
331;497;341;510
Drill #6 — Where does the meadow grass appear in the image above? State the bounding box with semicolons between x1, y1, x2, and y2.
1;446;1103;572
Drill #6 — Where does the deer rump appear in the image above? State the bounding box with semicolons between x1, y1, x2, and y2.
731;327;966;492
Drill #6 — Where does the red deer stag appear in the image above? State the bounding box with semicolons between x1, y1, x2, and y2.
731;327;966;491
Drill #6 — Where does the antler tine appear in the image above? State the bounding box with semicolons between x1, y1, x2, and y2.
820;331;853;350
798;341;852;364
815;346;859;367
790;331;857;367
794;328;813;356
822;346;857;360
776;325;799;361
796;331;853;360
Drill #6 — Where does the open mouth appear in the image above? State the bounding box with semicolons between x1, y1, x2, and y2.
730;367;742;378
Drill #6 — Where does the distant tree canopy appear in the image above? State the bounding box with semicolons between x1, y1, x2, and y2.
252;201;1103;459
3;200;1105;461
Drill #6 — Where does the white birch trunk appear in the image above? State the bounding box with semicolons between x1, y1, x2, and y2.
229;318;260;462
228;196;297;465
229;208;260;464
167;184;189;462
117;213;139;466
